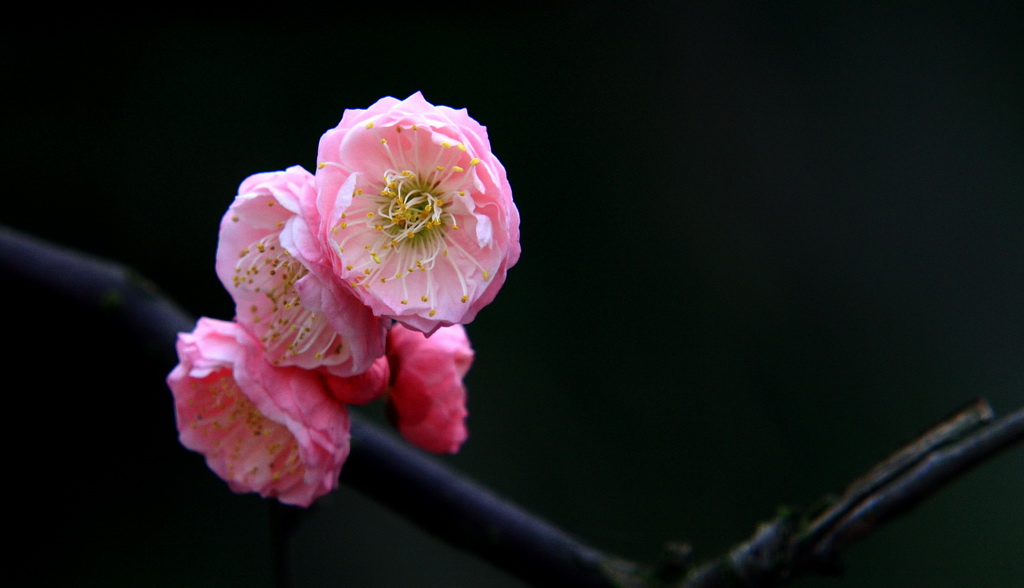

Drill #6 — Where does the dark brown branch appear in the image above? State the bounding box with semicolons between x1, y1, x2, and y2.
342;418;640;588
3;222;1021;588
0;225;196;352
0;224;633;588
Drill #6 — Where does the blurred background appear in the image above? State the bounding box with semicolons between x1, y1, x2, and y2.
4;4;1022;587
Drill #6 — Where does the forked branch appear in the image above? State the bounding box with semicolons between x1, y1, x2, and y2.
676;400;1023;588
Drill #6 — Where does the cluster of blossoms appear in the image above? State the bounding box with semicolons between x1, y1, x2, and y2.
167;93;520;507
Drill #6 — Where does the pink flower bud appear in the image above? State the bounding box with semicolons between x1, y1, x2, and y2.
386;323;474;454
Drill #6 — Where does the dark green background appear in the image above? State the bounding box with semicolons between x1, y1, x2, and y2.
4;5;1022;587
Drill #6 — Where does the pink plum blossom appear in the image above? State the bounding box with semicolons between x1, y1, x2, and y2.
215;166;387;377
386;323;474;454
307;92;520;335
167;317;355;507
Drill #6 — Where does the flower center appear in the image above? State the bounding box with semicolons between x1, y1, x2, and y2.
376;169;448;245
322;124;494;318
233;234;347;366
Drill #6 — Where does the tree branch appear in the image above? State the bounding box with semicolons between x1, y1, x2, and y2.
342;417;639;587
3;223;1021;588
0;224;633;588
677;400;1024;587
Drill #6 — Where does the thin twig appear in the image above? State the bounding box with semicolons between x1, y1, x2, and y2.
678;401;1024;588
797;399;993;549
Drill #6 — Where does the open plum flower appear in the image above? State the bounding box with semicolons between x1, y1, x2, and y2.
304;92;520;335
169;94;503;505
386;323;474;454
167;318;384;507
215;166;387;377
